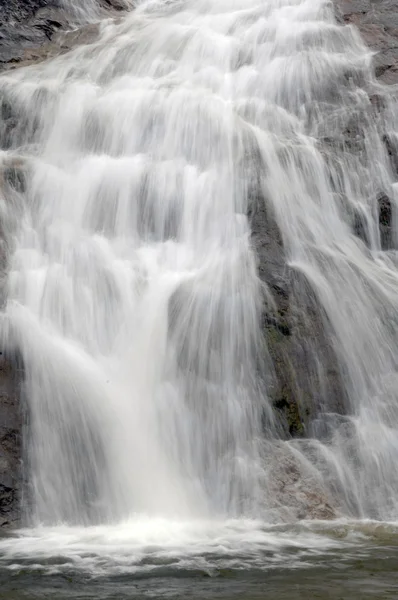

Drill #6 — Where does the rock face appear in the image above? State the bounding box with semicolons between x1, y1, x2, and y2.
0;0;130;72
337;0;398;84
251;1;398;444
251;197;347;441
0;1;73;68
0;355;22;528
0;158;27;528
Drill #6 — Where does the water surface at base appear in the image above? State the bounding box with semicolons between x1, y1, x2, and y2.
1;520;398;599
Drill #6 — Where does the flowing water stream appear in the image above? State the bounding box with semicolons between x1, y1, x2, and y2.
1;0;398;596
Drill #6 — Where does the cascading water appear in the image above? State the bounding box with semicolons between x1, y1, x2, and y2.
1;0;398;577
1;0;269;526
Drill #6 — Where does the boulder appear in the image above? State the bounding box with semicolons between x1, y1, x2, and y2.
263;442;337;521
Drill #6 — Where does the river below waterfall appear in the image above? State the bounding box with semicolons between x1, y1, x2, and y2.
1;521;398;598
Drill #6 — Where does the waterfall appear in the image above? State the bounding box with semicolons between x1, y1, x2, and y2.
1;0;398;534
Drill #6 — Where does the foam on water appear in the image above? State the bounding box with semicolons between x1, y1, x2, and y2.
0;518;372;576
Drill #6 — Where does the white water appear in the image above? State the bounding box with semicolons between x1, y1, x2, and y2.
1;0;398;569
0;517;380;576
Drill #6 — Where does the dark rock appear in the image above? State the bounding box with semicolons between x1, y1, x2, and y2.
336;0;398;84
378;193;393;249
4;165;26;194
352;208;371;246
0;355;22;528
0;1;131;72
383;133;398;176
0;0;49;24
0;21;102;77
0;2;69;68
250;194;347;440
100;0;130;9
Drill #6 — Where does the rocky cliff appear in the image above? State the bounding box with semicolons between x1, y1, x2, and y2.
252;0;398;441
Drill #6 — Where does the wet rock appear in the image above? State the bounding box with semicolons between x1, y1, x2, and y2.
3;163;26;195
0;0;48;25
383;133;398;177
336;0;398;84
0;158;25;526
0;22;102;75
0;2;68;68
100;0;131;9
0;1;131;73
352;208;371;246
378;193;393;249
338;0;398;249
0;157;28;194
250;195;347;440
0;355;22;528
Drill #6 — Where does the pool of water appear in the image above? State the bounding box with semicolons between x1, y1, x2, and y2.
0;519;397;599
